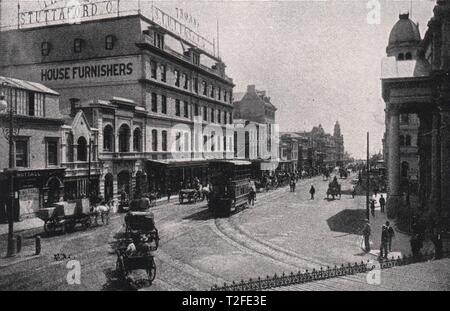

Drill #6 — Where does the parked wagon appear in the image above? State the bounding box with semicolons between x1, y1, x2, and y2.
37;199;94;235
124;211;159;249
178;189;200;204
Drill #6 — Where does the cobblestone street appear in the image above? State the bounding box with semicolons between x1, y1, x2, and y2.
1;173;448;291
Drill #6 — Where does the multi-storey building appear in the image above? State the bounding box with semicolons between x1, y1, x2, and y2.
0;76;100;221
233;85;279;174
0;12;235;199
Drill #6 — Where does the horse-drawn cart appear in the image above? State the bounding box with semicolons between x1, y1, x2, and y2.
37;199;93;235
116;246;157;285
326;181;341;200
124;211;159;249
178;189;200;204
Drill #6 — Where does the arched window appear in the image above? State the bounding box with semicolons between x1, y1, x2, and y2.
133;127;142;152
77;136;87;161
103;125;114;152
398;53;404;61
152;129;158;151
162;130;168;151
405;135;412;146
405;52;412;60
118;124;130;152
399;135;405;146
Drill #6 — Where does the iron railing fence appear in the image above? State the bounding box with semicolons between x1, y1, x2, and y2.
211;250;448;291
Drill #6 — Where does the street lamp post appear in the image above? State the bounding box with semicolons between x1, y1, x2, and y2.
0;81;19;257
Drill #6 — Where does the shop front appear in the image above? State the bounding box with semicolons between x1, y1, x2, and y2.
0;168;66;222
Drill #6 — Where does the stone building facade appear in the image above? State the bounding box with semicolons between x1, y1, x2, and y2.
0;13;235;199
381;0;450;227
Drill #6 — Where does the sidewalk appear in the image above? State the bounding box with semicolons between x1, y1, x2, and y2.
0;218;44;236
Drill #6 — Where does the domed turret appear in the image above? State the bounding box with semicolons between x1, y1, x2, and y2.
386;11;421;60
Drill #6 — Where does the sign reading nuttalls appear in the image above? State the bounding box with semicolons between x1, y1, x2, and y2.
18;0;119;28
15;56;141;86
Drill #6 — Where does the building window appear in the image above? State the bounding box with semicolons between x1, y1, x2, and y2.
183;73;189;89
47;139;59;166
203;107;208;121
398;53;404;61
105;35;115;50
224;91;227;102
211;109;215;123
223;136;227;152
203;135;208;151
202;81;207;95
162;130;168;151
41;42;51;56
194;104;199;116
119;124;130;152
154;32;164;49
161;95;167;114
74;38;83;53
151;61;157;79
176;132;182;151
184;101;189;118
152;129;158;151
76;137;87;162
218;88;222;101
15;139;28;167
218;110;221;124
405;52;412;60
103;125;114;152
175;99;181;116
224;111;227;124
211;132;215;152
405;135;412;146
193;77;198;93
401;114;410;124
399;135;405;147
193;53;200;65
133;128;142;152
161;64;166;82
66;132;74;162
175;70;180;87
210;86;215;98
151;93;157;112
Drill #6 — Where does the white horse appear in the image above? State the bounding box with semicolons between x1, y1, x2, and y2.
91;201;113;225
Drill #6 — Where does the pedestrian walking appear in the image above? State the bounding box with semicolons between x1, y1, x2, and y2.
386;221;395;252
351;185;356;198
379;224;389;259
309;185;315;200
167;186;172;202
379;194;386;213
362;219;371;252
370;199;376;217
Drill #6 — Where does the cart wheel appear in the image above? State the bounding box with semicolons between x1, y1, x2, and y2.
147;257;156;283
84;216;92;229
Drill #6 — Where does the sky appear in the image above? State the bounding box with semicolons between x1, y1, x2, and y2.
0;0;438;158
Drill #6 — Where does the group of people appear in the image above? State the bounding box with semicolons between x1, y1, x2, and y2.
361;219;395;259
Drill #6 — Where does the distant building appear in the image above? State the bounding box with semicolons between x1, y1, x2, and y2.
233;85;279;175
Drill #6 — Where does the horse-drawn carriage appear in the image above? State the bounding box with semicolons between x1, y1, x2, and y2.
208;160;252;218
124;211;160;249
116;246;157;285
326;178;342;200
36;198;110;235
179;189;201;204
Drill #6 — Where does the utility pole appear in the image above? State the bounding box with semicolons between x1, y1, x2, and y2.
366;132;370;220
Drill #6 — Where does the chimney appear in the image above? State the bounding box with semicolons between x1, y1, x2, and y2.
247;85;256;93
69;98;80;117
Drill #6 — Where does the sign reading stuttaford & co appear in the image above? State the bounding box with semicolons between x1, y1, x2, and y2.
18;0;119;28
